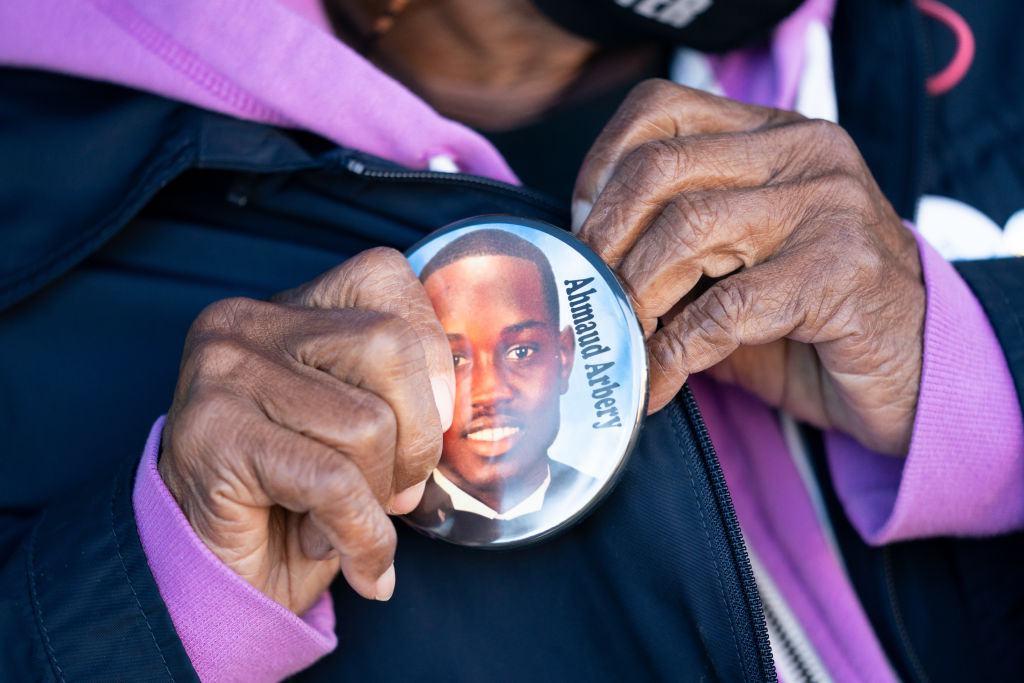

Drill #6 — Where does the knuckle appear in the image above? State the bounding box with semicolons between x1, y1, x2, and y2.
650;329;686;375
624;138;689;189
365;516;398;557
351;246;408;277
399;430;443;482
667;194;716;244
826;123;860;159
358;518;398;573
327;484;396;558
807;173;873;225
295;264;355;309
703;279;750;331
300;248;411;309
762;106;806;128
271;438;327;499
348;247;410;288
802;118;860;161
361;312;422;369
818;170;864;199
343;391;398;462
189;335;251;379
656;194;721;260
169;387;245;463
370;323;431;394
193;297;255;333
342;248;417;307
838;229;886;280
627;77;678;106
801;118;840;144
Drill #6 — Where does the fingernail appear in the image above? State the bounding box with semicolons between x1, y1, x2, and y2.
374;564;396;601
431;376;454;431
571;199;592;235
389;480;426;515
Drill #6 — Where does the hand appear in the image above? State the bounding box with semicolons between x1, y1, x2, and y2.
159;248;455;613
573;80;924;455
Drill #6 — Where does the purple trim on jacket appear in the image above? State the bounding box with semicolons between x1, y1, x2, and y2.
699;224;1024;678
827;229;1024;544
0;0;517;183
692;374;899;682
133;417;337;681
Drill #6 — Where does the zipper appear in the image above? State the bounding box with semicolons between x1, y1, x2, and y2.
679;383;777;681
339;155;567;219
763;600;820;683
337;157;774;679
750;548;833;683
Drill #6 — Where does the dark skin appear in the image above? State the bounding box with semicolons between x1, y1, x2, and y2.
325;0;599;129
573;82;923;454
424;255;574;512
160;1;924;613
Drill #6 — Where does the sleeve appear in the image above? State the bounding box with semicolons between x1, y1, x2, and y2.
0;453;200;680
133;417;337;683
825;231;1024;545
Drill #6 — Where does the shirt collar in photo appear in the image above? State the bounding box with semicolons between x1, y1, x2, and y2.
432;467;552;521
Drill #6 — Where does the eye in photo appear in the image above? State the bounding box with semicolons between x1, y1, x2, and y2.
404;216;647;547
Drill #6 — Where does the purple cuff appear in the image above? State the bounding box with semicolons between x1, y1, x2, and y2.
827;228;1024;545
132;417;337;682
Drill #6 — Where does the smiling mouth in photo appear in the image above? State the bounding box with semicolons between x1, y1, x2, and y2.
461;418;524;457
467;426;521;442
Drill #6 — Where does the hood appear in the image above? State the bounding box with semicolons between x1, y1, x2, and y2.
0;0;517;183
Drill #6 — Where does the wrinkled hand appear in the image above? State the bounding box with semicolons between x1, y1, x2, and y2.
574;80;924;455
160;248;455;613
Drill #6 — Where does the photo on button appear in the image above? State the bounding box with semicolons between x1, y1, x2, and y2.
405;216;647;547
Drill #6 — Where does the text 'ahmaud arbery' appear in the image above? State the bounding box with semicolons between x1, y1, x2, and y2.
564;277;622;430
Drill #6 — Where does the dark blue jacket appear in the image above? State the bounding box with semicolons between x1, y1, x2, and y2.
1;0;1022;680
0;70;771;682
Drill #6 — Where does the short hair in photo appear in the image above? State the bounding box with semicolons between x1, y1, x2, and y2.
419;228;560;322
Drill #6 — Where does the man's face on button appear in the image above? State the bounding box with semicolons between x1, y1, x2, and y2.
423;253;574;503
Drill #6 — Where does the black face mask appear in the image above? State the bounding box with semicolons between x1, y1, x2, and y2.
530;0;805;53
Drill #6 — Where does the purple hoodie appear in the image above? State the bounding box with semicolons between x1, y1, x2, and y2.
3;1;1021;680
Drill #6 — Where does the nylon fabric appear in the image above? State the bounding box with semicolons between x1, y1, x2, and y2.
0;67;771;680
303;400;766;681
0;458;199;681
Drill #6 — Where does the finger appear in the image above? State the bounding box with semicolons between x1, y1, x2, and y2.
646;257;814;412
388;479;427;514
274;247;456;431
299;514;336;560
246;417;399;600
298;512;396;600
246;349;401;504
573;79;802;230
280;307;443;500
182;299;440;509
617;181;827;329
578;133;799;267
578;120;831;268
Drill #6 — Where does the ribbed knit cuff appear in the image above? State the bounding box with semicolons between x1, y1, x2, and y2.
827;228;1024;544
132;417;337;682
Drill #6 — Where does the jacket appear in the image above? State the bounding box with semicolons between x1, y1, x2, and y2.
1;0;1023;680
0;69;771;680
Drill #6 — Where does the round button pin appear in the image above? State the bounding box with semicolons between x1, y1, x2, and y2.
403;216;648;548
